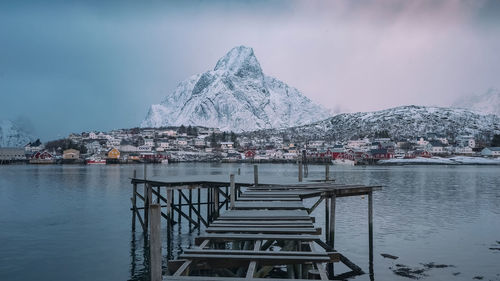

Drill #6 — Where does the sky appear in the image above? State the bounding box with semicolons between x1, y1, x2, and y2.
1;0;500;140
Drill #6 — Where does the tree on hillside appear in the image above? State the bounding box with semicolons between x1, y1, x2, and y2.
178;125;186;134
210;133;217;148
492;134;500;147
45;138;87;154
230;131;239;148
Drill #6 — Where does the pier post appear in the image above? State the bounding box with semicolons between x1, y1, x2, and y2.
132;170;137;231
189;189;193;231
177;190;182;226
324;196;329;243
143;165;149;233
329;195;336;249
214;187;219;219
325;164;330;181
225;186;229;210
197;188;201;228
298;160;303;182
166;189;173;225
368;191;374;267
150;204;162;281
253;165;258;186
207;187;211;223
230;174;235;209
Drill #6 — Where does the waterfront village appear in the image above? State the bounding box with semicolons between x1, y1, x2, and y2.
1;125;500;165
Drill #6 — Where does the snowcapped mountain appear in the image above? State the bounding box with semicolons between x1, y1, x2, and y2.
141;46;332;131
0;119;33;147
246;105;500;142
454;88;500;117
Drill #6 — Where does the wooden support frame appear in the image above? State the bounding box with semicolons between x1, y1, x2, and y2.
130;178;381;281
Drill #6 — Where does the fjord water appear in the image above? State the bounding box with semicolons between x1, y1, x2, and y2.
0;164;499;281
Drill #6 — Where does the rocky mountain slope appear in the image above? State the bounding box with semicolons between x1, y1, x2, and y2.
0;119;33;147
244;105;500;142
141;46;331;131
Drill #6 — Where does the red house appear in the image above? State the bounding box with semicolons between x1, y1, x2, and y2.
245;150;256;159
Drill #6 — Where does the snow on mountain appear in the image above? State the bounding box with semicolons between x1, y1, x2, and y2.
246;105;500;142
141;46;332;131
0;119;33;147
454;88;500;117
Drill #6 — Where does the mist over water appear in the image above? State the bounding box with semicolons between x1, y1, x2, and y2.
1;163;499;281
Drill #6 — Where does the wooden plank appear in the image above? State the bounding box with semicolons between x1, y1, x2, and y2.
233;201;306;210
205;227;321;235
208;224;314;229
195;234;322;245
183;249;337;259
165;276;326;281
179;253;332;264
238;196;302;202
219;209;310;218
211;220;313;226
173;260;191;277
246;240;261;279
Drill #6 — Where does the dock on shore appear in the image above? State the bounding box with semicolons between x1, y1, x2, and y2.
130;164;381;280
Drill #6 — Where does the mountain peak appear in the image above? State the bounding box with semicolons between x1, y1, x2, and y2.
141;46;332;131
214;46;263;78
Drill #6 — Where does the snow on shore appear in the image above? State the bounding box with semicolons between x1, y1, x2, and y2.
378;156;500;165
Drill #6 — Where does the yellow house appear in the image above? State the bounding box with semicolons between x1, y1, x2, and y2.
63;149;80;159
107;148;120;159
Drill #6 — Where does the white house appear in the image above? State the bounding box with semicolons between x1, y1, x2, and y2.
107;138;121;147
220;142;234;150
346;138;371;149
426;141;446;154
457;135;476;148
144;138;155;147
416;137;429;147
120;144;138;153
0;148;26;160
177;139;188;146
481;147;500;157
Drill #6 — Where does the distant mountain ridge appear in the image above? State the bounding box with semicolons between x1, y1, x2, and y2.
454;88;500;117
244;105;500;142
0;119;33;147
141;46;332;132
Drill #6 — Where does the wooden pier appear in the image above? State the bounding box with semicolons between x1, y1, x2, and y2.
130;165;381;280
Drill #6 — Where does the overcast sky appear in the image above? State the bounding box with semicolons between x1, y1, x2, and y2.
1;0;500;140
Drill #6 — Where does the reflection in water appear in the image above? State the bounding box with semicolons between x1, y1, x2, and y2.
129;232;150;281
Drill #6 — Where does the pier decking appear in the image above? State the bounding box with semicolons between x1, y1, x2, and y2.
130;165;381;280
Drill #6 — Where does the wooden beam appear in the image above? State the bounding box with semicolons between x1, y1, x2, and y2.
253;165;258;186
132;170;137;231
246;240;262;278
230;174;235;209
150;204;162;281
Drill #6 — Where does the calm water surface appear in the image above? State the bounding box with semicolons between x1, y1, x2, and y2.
1;163;499;281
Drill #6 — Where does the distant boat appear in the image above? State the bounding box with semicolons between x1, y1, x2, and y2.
331;158;356;166
86;156;106;165
161;159;169;164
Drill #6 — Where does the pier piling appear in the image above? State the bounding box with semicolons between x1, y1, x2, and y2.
150;204;162;281
253;165;258;186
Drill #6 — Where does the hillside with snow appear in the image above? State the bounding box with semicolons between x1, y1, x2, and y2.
0;120;33;147
141;46;332;132
245;105;500;142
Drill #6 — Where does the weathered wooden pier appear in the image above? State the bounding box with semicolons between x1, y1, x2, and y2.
130;164;381;280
